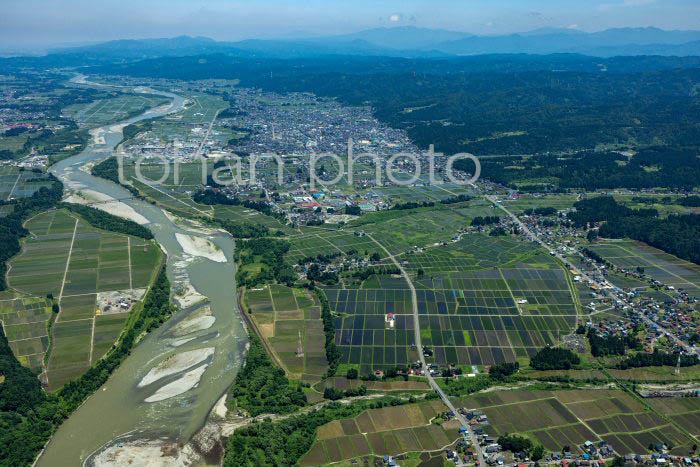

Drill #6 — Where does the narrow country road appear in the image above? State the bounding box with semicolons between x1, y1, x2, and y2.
367;233;485;466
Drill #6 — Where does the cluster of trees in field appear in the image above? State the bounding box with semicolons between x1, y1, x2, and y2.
524;207;557;216
441;374;492;397
60;203;153;239
390;201;435;210
229;334;306;416
587;329;642;357
203;216;271;239
235;238;295;287
489;362;519;380
498;433;545;461
581;247;610;266
352;265;400;281
118;119;154;146
471;216;501;226
305;263;338;284
678;196;700;207
530;347;581;370
0;175;63;290
440;194;472;205
571;196;700;265
617;349;698;370
193;189;236;205
322;384;367;401
0;268;172;466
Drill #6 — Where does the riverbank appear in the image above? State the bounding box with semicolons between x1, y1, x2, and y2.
65;189;150;224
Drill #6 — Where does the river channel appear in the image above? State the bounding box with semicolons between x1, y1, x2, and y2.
36;79;246;466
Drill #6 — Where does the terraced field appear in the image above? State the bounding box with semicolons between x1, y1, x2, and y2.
453;389;698;456
3;209;162;390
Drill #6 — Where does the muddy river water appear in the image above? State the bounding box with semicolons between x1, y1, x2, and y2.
36;79;246;466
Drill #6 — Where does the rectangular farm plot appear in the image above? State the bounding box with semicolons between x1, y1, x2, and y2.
130;241;162;287
92;313;128;360
48;319;93;369
5;209;162;388
589;240;700;296
454;389;697;455
247;285;329;383
1;298;53;371
322;236;579;371
58;294;97;321
301;401;454;465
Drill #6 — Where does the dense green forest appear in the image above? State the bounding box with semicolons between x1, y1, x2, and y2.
60;203;154;239
229;334;307;416
570;196;700;265
0;268;171;466
0;176;63;290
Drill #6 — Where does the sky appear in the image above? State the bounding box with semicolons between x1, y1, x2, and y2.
1;0;699;51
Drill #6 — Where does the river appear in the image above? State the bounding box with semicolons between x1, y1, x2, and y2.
37;79;247;466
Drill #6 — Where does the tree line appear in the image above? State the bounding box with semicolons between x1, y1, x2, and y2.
60;203;153;239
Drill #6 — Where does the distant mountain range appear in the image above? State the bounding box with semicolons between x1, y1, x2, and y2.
37;26;700;62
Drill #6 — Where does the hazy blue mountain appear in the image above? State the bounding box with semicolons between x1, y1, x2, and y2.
31;26;700;64
324;26;471;50
49;35;236;61
432;27;700;56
